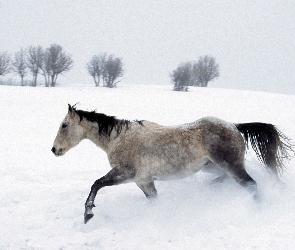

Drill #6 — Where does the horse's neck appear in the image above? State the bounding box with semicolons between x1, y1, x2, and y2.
82;119;129;152
80;120;108;151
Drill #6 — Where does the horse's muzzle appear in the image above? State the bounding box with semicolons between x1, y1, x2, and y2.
51;146;60;156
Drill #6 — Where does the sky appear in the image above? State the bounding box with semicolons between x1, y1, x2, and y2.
1;0;295;94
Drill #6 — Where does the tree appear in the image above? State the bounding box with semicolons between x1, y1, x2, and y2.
87;53;123;88
26;45;43;87
42;44;73;87
0;51;11;76
193;55;219;87
102;55;123;88
86;53;106;86
170;62;192;91
12;48;28;86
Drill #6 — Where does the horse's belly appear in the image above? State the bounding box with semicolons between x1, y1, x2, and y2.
137;154;207;180
152;166;203;180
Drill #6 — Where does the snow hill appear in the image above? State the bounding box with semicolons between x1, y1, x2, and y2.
1;84;295;249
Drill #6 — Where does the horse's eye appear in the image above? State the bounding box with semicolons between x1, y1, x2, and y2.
61;123;68;129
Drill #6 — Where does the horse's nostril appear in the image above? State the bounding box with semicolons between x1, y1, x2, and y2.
51;147;56;153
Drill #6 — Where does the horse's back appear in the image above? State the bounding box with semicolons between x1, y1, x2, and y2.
141;121;161;129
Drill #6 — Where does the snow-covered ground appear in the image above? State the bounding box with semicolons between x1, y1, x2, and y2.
1;84;295;249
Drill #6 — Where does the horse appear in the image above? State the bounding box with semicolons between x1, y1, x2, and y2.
51;104;294;224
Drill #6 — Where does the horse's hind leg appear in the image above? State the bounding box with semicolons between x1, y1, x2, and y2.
207;137;258;199
201;161;230;184
222;162;259;199
136;181;157;198
209;147;259;198
233;165;258;197
211;174;229;184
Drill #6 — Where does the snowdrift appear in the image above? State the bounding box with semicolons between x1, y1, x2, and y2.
1;84;295;249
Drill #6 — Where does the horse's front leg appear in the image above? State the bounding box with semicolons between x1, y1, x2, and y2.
84;165;136;224
136;181;157;198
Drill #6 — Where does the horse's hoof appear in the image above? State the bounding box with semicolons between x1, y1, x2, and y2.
84;213;94;224
253;193;261;203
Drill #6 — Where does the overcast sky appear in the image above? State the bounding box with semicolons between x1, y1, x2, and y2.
1;0;295;94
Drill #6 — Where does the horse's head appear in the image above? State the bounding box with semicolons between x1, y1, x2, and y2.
51;104;85;156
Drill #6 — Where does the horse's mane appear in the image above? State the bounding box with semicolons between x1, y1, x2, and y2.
73;107;131;137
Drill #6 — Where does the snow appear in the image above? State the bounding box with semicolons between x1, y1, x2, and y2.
1;84;295;249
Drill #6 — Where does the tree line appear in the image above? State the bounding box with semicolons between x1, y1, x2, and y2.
170;55;219;91
1;46;219;90
0;45;124;88
0;45;73;87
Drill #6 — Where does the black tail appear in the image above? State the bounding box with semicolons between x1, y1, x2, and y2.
235;123;294;176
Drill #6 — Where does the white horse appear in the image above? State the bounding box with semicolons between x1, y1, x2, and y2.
52;105;293;223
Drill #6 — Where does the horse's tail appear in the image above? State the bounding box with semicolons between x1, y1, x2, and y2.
235;123;294;176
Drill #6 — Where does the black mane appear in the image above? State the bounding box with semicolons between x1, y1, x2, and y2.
73;108;131;137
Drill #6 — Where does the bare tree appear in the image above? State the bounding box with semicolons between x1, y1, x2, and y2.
193;55;219;87
102;55;123;88
0;51;11;76
42;44;73;87
86;53;124;88
170;62;192;91
86;53;106;86
12;48;28;86
26;45;43;87
40;50;51;87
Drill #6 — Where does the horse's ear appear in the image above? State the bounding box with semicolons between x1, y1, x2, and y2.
68;104;76;117
68;104;78;119
68;104;73;113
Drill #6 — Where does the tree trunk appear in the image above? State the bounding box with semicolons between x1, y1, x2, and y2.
52;74;58;87
44;74;49;87
93;76;100;86
32;75;37;87
50;74;57;87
